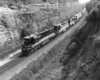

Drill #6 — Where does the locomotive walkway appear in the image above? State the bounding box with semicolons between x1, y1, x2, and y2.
0;16;86;80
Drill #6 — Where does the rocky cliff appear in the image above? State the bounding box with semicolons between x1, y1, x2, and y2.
0;0;83;58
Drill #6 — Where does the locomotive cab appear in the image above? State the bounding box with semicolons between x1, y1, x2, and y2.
22;34;39;56
30;34;40;44
22;36;31;56
54;25;61;35
24;36;31;46
54;25;61;31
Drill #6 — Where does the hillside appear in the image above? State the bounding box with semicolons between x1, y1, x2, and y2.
60;1;100;80
0;0;83;58
0;0;78;6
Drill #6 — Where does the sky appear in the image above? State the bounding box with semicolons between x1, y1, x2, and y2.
79;0;90;3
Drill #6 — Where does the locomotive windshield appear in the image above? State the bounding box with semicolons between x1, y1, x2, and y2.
23;34;39;46
24;36;31;46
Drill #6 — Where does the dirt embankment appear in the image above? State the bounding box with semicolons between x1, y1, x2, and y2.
60;22;100;80
60;1;100;80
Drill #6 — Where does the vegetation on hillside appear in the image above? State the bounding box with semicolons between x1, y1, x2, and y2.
60;1;100;80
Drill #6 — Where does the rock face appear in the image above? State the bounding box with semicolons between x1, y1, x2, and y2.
0;0;82;58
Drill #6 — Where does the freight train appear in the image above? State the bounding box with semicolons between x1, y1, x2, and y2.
21;9;85;56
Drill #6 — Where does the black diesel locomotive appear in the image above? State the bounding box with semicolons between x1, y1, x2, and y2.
22;25;61;56
21;9;85;56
